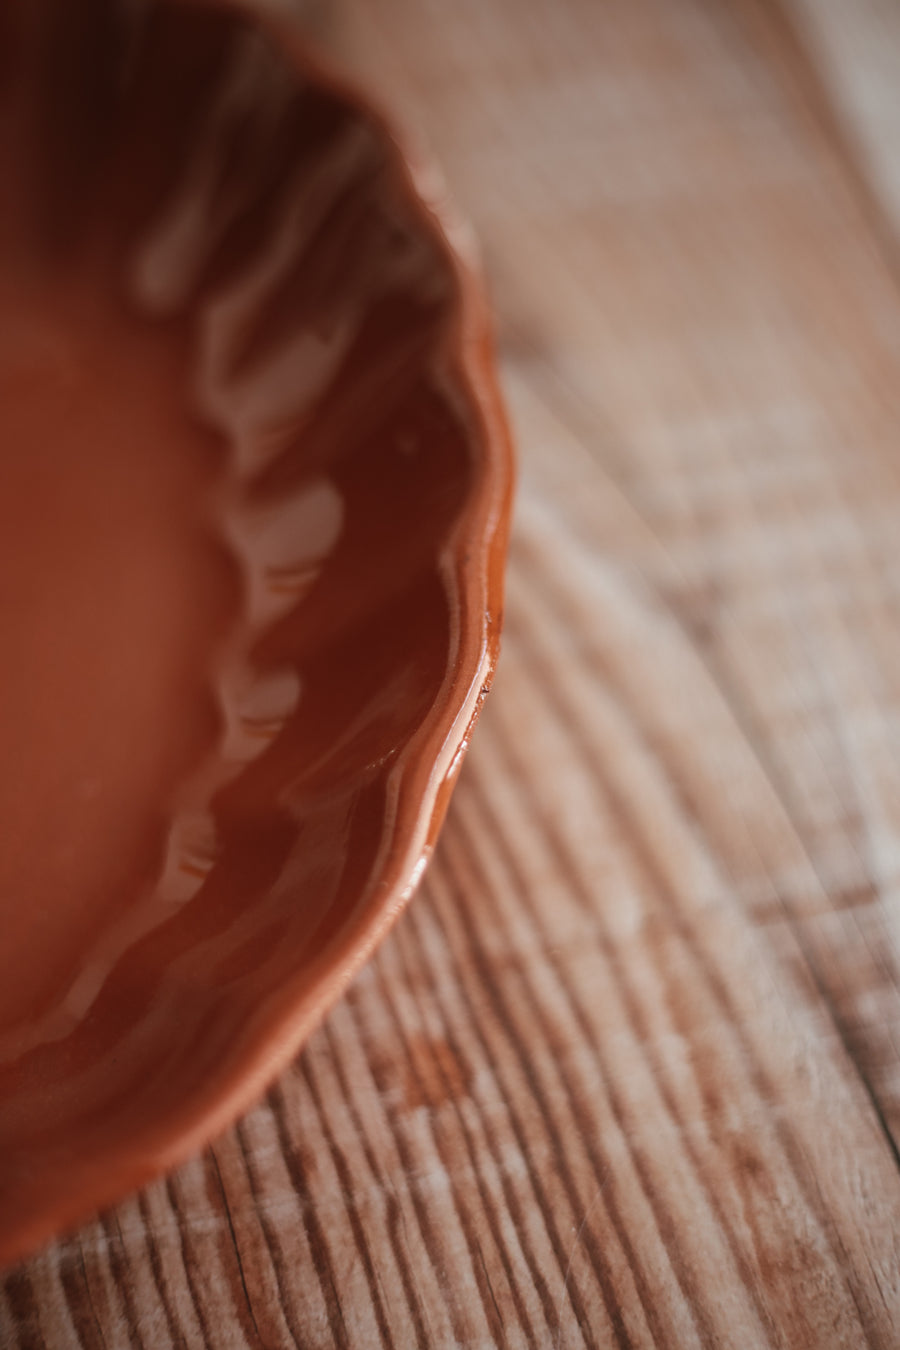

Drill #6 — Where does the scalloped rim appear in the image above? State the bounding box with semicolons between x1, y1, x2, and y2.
1;1;514;1269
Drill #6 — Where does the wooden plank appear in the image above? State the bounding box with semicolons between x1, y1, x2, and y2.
779;0;900;232
4;0;900;1345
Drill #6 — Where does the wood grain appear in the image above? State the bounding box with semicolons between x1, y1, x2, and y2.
5;0;900;1344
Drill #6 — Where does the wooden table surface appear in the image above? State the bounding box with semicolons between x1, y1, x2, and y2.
6;0;900;1345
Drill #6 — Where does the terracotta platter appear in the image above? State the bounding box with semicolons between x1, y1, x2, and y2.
0;0;511;1265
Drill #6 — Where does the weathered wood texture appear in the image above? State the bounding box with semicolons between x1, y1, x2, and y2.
5;0;900;1344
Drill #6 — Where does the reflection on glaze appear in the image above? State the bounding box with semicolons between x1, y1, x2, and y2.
225;479;343;622
159;809;220;903
129;31;299;317
218;663;302;764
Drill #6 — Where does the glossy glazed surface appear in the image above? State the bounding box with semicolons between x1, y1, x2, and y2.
0;0;511;1265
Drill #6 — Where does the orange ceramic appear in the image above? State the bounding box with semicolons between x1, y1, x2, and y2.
0;0;512;1266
